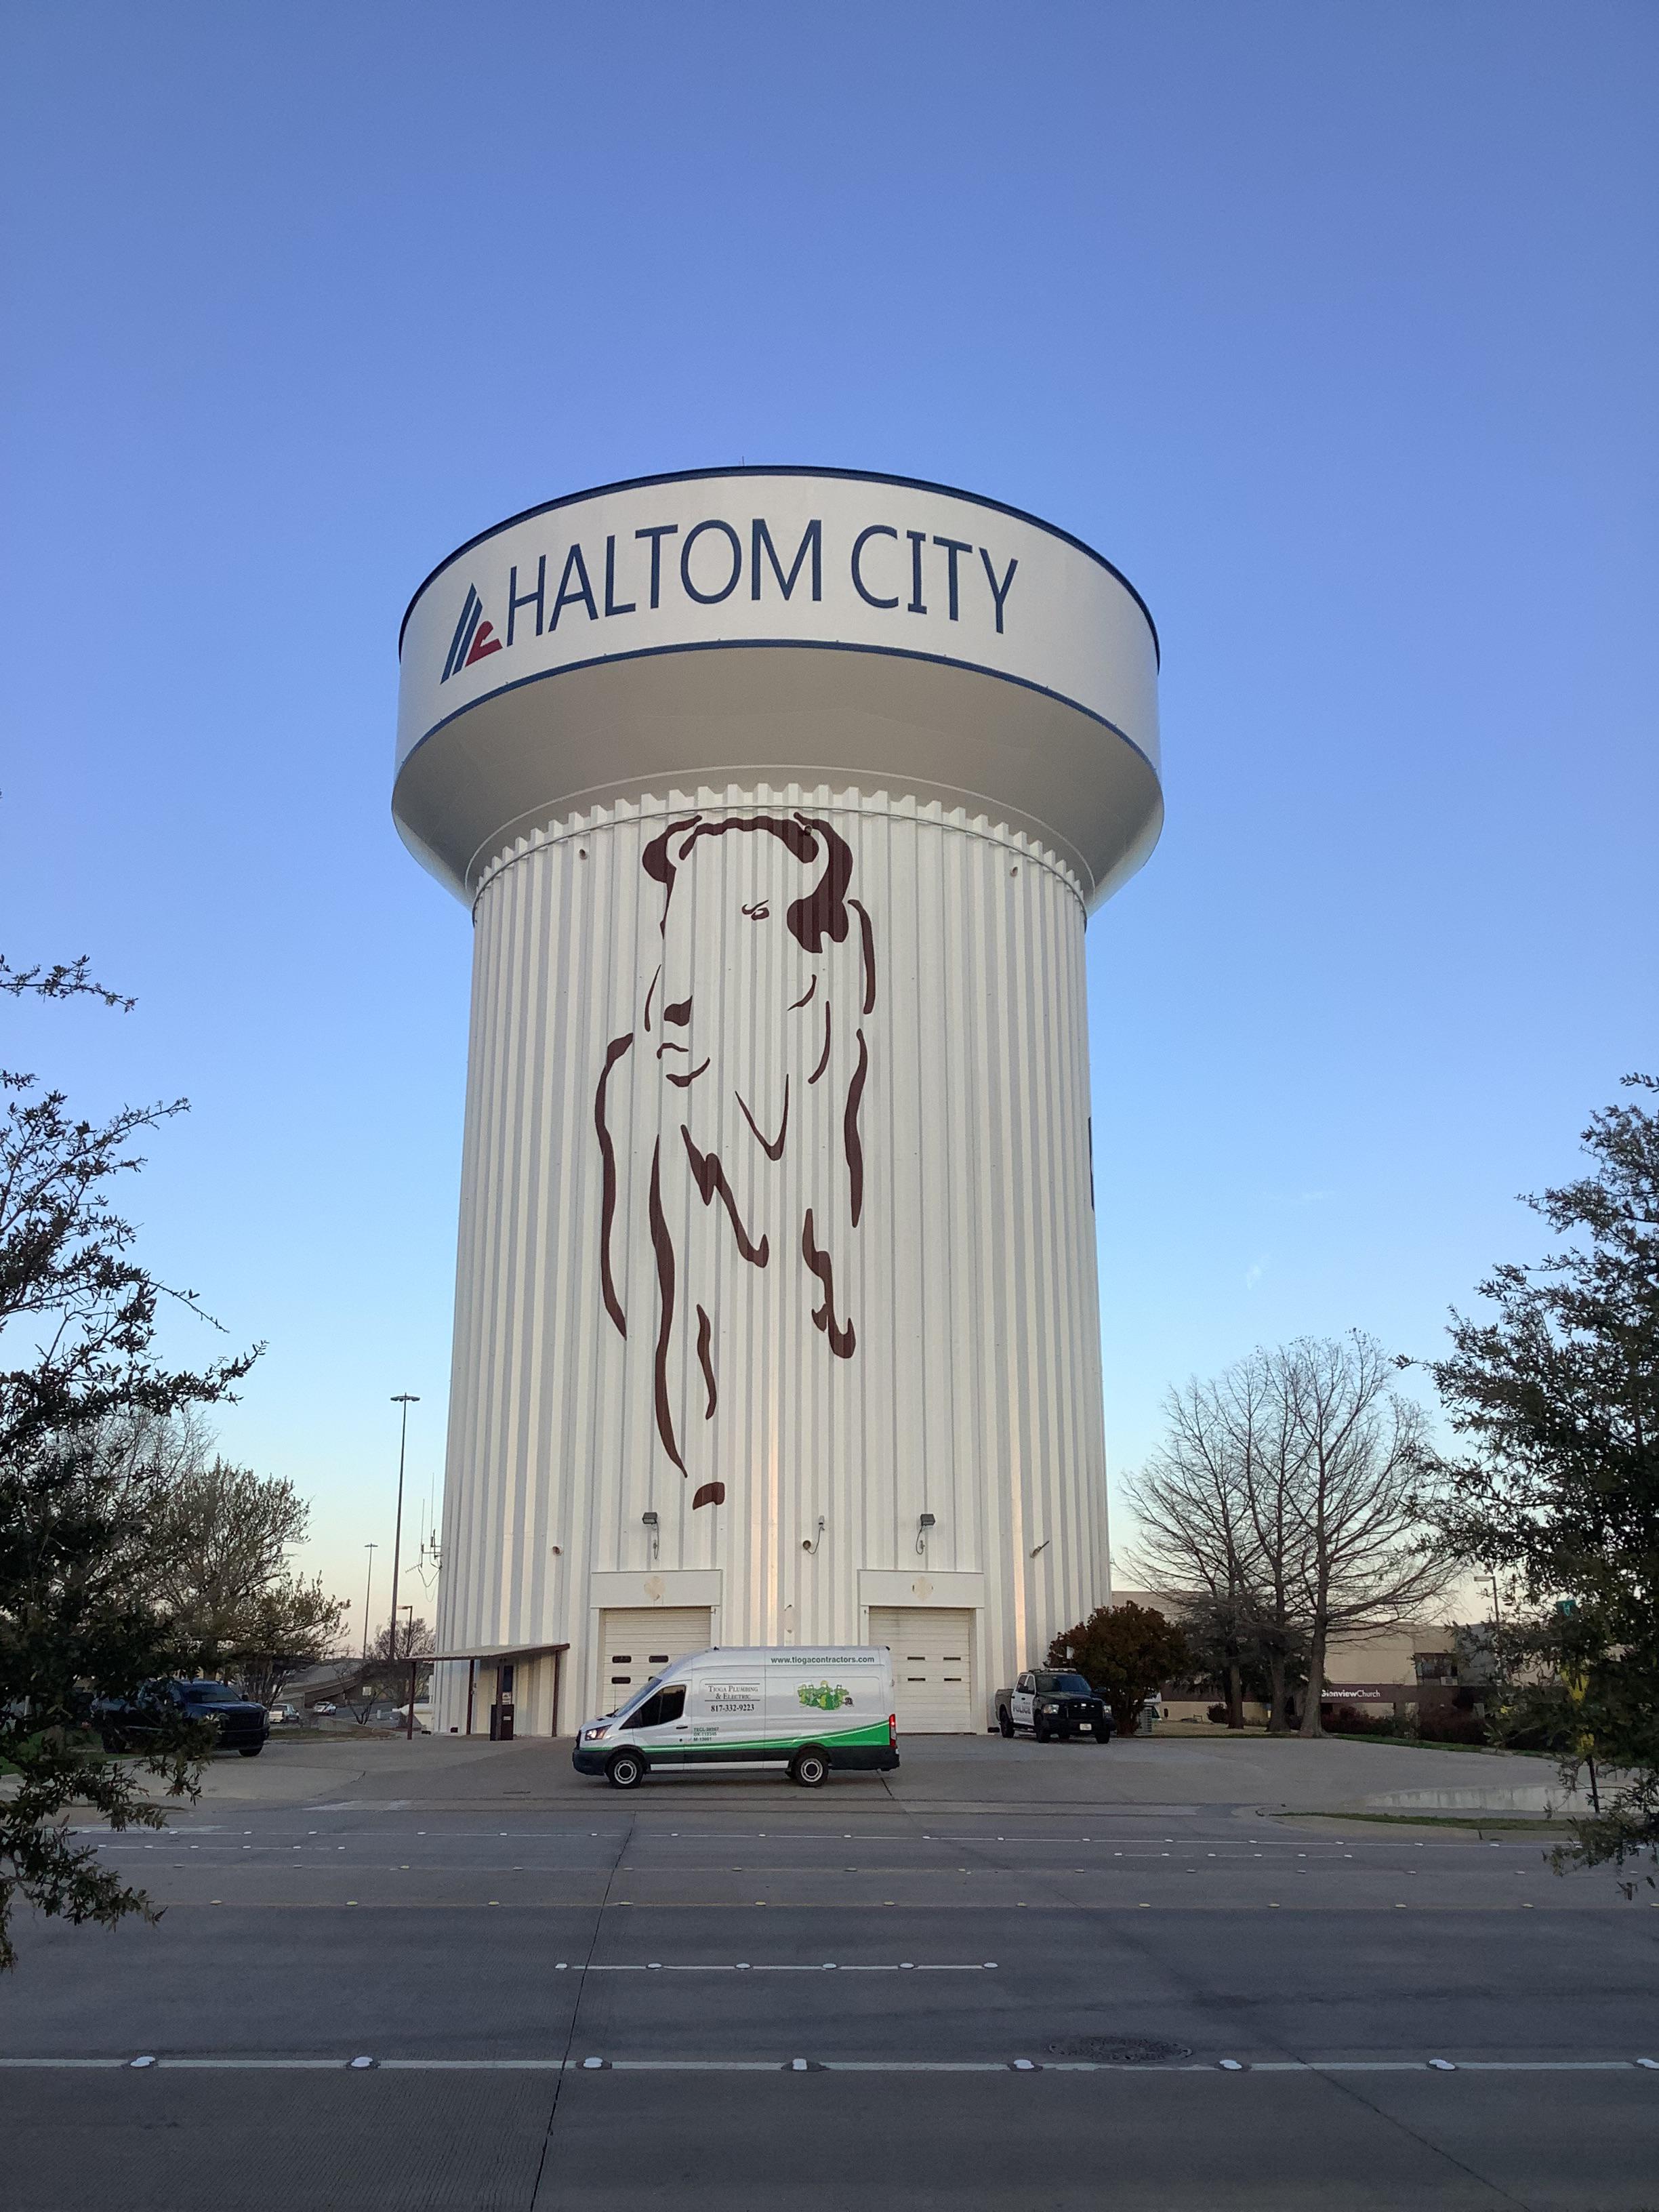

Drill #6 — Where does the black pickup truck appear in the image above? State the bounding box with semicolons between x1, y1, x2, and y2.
94;1679;269;1757
992;1670;1112;1742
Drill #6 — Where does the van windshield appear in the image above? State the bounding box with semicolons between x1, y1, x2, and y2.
617;1673;666;1717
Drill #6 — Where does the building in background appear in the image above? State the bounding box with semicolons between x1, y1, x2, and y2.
394;469;1162;1736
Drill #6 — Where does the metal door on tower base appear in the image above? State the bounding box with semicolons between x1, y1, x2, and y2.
867;1607;975;1733
596;1608;712;1711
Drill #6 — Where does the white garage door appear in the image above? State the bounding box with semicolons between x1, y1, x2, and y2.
868;1607;976;1734
598;1608;713;1711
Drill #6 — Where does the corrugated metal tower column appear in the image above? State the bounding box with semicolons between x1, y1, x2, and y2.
433;783;1109;1727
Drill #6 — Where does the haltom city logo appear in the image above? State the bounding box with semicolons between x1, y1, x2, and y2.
441;584;503;682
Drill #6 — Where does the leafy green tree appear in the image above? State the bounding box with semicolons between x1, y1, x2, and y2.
220;1578;348;1709
1047;1602;1193;1738
1428;1076;1659;1872
144;1455;345;1696
0;954;254;1970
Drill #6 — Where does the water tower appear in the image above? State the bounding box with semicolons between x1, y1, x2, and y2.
394;468;1160;1735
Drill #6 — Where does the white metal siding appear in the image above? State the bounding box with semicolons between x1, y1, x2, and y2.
870;1607;976;1735
434;783;1111;1731
597;1609;712;1708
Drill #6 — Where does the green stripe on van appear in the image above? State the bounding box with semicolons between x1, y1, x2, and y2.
641;1720;892;1755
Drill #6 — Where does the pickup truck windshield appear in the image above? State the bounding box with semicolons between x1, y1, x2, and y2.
1036;1673;1094;1696
179;1682;244;1705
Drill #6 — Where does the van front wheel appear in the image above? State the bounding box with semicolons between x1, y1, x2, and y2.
606;1749;647;1790
790;1748;830;1788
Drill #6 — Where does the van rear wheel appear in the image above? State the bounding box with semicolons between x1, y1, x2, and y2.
790;1748;830;1788
606;1749;647;1789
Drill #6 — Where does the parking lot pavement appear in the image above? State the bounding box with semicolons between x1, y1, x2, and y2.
5;1736;1656;2208
165;1723;1587;1818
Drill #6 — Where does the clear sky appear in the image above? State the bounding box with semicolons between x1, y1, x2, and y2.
4;4;1654;1635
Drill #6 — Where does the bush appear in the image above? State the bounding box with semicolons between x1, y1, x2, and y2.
1206;1703;1228;1725
1414;1704;1489;1745
1321;1703;1402;1737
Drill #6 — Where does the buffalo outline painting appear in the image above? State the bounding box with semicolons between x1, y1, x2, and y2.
594;813;877;1508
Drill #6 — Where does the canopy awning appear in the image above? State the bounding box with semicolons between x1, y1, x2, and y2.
428;1642;569;1665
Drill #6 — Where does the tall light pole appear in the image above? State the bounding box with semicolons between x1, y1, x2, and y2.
361;1544;378;1661
389;1395;419;1662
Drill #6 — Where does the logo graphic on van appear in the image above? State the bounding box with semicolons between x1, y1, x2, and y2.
798;1681;853;1711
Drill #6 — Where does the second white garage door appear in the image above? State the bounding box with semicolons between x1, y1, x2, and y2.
867;1607;977;1734
596;1608;713;1711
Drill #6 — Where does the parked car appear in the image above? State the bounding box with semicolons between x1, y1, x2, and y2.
95;1679;269;1757
265;1702;302;1726
311;1702;337;1716
993;1671;1112;1743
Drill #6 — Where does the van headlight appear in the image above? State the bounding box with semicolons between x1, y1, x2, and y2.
582;1725;610;1742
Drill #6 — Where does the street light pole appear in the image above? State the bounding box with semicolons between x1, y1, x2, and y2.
401;1604;417;1742
361;1544;378;1661
389;1395;419;1664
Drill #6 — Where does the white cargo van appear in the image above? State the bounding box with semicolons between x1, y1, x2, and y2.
571;1646;899;1789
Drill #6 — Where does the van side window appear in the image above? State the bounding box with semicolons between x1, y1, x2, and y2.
629;1685;686;1729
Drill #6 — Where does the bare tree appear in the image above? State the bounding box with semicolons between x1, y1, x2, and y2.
1123;1373;1258;1728
343;1617;436;1724
1124;1335;1450;1737
1124;1357;1308;1732
1272;1334;1451;1737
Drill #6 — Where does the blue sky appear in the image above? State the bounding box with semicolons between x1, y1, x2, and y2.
4;4;1654;1626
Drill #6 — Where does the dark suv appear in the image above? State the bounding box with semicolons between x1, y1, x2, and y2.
96;1679;269;1757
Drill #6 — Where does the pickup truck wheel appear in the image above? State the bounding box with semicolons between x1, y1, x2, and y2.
789;1748;830;1788
998;1709;1015;1739
1096;1727;1110;1742
1034;1719;1050;1743
239;1744;264;1757
606;1749;647;1790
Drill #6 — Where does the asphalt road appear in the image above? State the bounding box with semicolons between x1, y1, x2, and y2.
3;1734;1655;2209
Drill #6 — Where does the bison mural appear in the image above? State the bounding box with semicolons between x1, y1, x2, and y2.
594;812;877;1510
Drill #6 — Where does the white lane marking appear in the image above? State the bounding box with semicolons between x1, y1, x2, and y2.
0;2060;129;2070
382;2059;568;2070
161;2059;360;2070
826;2062;1011;2072
571;1961;994;1973
610;2062;785;2072
7;2054;1656;2074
